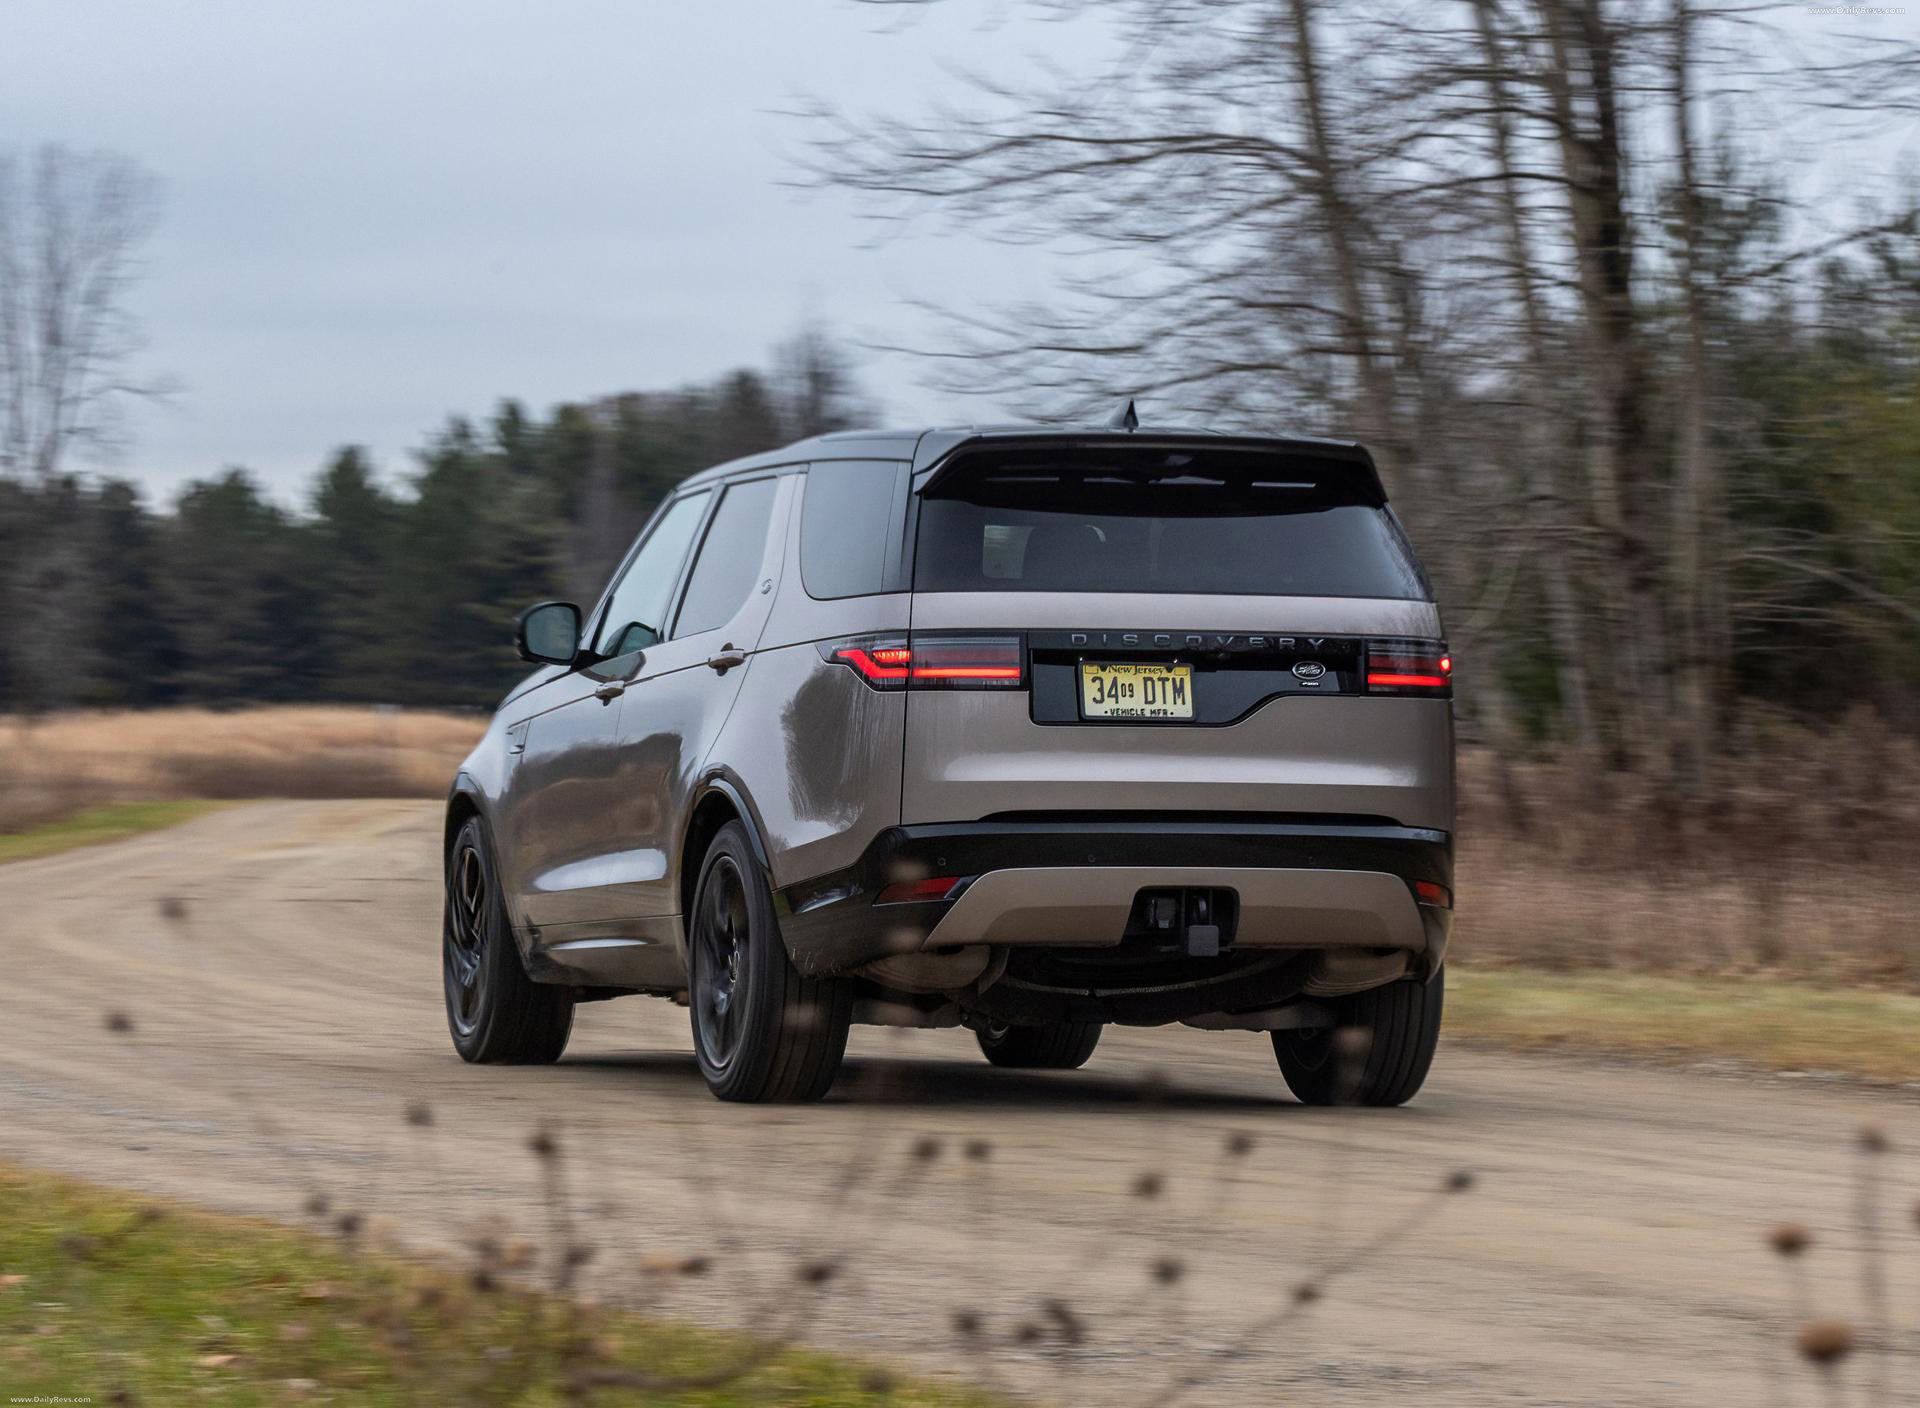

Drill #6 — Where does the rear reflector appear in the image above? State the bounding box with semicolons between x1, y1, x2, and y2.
1366;641;1452;696
821;635;1026;691
1413;880;1452;908
876;876;964;905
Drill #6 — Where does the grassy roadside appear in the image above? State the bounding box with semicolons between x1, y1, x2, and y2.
0;1161;992;1408
1450;968;1920;1083
0;799;225;865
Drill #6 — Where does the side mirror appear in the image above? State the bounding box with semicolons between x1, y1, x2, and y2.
515;601;582;665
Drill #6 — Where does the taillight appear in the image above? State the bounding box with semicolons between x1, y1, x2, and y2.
824;642;911;685
819;634;1026;691
1366;641;1452;696
906;636;1024;687
1413;880;1452;908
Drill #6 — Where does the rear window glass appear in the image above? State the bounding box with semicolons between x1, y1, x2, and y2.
800;460;906;599
913;451;1429;600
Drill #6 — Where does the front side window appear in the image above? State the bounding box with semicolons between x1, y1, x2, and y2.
594;491;711;655
673;477;780;638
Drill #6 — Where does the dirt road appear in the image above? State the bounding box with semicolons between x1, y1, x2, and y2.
2;801;1915;1405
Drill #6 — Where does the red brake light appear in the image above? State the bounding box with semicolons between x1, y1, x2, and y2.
1413;880;1452;908
1366;642;1452;696
829;644;910;684
820;635;1026;691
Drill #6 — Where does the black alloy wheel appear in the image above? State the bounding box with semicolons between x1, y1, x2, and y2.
690;851;752;1075
442;815;573;1064
444;839;491;1040
688;821;851;1102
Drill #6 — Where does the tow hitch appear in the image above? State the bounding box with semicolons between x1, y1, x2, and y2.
1128;887;1238;957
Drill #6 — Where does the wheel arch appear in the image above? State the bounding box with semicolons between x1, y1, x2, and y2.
444;774;489;859
679;772;776;922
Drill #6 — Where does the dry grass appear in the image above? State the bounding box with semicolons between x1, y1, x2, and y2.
1453;712;1920;989
0;707;484;834
1457;708;1920;875
1453;843;1916;988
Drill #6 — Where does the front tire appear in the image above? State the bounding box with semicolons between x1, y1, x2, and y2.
976;1020;1102;1070
1272;968;1444;1107
443;815;574;1064
688;822;852;1102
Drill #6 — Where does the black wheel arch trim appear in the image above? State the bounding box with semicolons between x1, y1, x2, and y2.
445;772;492;853
683;770;776;877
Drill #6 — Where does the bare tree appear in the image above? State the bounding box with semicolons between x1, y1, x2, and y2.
805;0;1920;775
0;145;166;481
774;322;876;438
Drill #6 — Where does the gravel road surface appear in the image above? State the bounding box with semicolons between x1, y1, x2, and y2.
3;800;1914;1404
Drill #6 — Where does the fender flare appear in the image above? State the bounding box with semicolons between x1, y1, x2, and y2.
444;771;494;854
685;771;776;875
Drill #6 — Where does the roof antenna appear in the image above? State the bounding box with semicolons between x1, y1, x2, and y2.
1108;398;1139;432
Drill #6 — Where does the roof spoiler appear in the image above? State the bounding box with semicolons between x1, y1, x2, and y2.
911;430;1387;505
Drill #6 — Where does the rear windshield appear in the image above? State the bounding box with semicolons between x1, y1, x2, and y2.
913;450;1430;600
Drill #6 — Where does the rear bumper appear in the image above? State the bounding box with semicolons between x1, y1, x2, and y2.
775;817;1452;978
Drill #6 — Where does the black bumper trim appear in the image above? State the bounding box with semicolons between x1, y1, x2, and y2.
775;817;1452;977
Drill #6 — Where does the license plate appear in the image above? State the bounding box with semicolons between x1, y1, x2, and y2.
1079;662;1194;720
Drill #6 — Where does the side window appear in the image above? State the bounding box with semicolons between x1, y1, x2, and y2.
593;491;711;655
800;460;906;599
673;477;780;639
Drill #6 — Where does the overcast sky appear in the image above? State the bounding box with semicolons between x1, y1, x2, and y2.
3;0;1108;504
6;3;1910;507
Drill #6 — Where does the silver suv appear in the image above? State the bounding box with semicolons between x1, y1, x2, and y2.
442;423;1454;1105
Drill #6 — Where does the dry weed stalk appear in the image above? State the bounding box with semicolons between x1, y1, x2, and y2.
88;917;1493;1402
1762;1120;1920;1408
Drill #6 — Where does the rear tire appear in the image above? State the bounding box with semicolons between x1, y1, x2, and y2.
1272;968;1443;1107
443;815;574;1064
976;1020;1102;1070
689;822;852;1102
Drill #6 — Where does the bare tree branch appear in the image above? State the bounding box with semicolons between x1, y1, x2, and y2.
0;144;168;481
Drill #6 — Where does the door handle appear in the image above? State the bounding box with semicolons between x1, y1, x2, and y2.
593;681;626;703
706;647;747;675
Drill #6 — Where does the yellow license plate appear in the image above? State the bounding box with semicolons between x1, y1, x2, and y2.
1079;662;1194;720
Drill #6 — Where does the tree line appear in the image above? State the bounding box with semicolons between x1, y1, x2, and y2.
0;332;868;713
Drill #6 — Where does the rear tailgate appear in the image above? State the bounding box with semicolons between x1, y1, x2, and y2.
897;440;1454;830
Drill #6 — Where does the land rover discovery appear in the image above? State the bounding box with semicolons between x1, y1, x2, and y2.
441;421;1454;1104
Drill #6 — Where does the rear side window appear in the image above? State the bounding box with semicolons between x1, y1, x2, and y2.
800;460;906;599
913;450;1429;600
674;477;779;638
